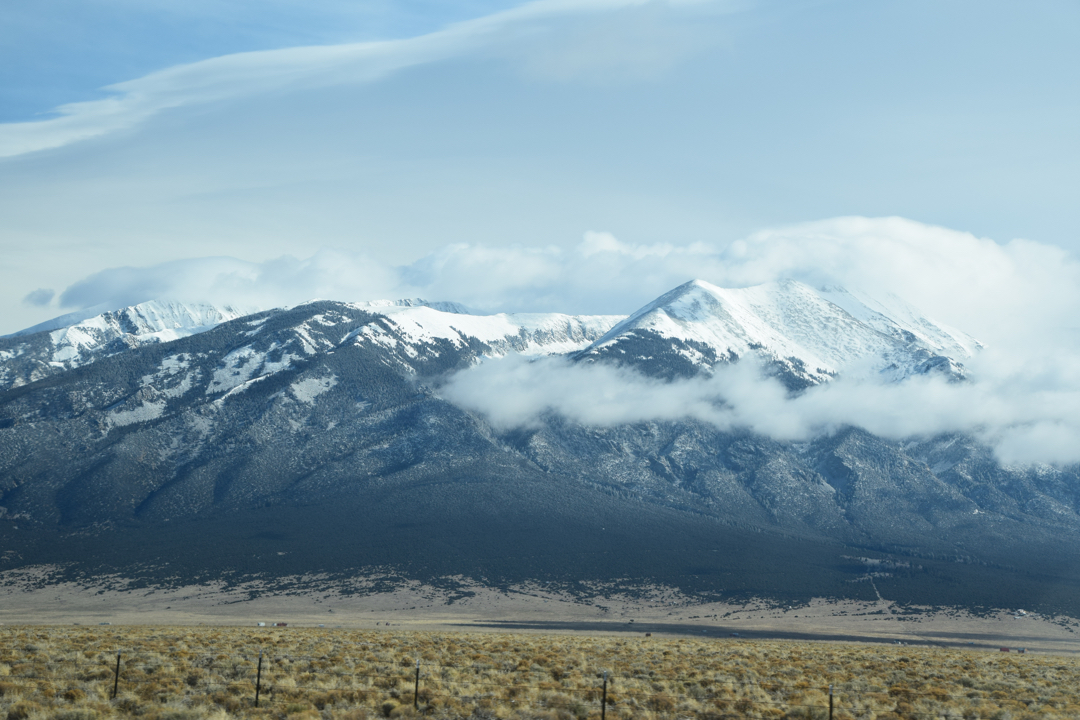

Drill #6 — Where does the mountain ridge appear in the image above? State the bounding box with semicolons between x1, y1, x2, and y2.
1;278;976;391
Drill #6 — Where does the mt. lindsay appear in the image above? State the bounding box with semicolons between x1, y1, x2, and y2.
2;280;1079;613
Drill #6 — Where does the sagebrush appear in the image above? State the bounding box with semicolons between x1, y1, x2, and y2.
1;625;1077;719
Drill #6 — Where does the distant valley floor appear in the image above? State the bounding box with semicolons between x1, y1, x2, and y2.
3;570;1078;655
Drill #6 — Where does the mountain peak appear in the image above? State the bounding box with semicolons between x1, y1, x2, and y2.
583;278;976;384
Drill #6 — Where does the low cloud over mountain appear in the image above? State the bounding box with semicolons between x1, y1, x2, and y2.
28;216;1080;465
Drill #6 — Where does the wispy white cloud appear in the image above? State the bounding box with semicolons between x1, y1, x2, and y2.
21;288;55;307
0;0;739;158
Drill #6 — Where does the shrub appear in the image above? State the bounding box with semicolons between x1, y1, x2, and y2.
5;702;38;720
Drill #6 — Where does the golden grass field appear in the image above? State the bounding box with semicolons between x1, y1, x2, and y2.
2;625;1079;720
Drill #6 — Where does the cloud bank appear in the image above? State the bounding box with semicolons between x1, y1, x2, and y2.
49;217;1080;354
440;353;1080;466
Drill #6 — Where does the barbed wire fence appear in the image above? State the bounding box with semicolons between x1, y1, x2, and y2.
0;646;1044;719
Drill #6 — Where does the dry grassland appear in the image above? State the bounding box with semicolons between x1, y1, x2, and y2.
2;625;1079;720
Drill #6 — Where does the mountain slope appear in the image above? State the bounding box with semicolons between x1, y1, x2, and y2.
0;299;623;392
0;301;258;390
578;279;974;385
6;281;1080;613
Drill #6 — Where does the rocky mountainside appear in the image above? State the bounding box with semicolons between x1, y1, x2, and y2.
0;300;257;390
2;282;1079;612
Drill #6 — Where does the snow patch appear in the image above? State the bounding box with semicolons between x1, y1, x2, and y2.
0;345;27;362
290;375;338;405
207;342;302;396
159;372;197;399
216;375;271;402
108;400;166;428
207;346;265;394
140;354;192;385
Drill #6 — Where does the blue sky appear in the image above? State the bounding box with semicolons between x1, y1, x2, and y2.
1;0;1079;334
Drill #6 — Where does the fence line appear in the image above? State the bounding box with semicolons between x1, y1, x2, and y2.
0;650;1052;720
0;654;1029;704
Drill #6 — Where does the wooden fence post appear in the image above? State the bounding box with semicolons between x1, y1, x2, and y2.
601;671;608;720
414;659;420;710
255;651;263;708
829;684;834;720
112;653;121;699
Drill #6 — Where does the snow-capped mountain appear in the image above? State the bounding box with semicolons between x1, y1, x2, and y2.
0;278;977;392
3;280;1079;617
815;285;980;359
0;300;258;390
0;298;621;392
347;302;623;359
579;279;977;385
194;301;623;399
